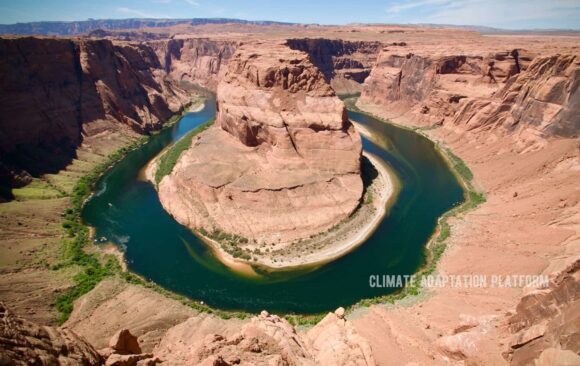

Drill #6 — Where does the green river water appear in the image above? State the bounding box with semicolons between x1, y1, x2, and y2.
82;97;464;314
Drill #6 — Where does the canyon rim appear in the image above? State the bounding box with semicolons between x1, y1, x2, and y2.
0;7;579;366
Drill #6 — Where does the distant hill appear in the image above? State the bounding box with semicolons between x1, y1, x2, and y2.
415;23;580;36
0;18;296;36
1;18;578;37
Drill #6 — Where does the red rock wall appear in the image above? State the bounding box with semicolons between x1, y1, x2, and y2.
150;38;238;91
453;54;579;137
0;302;102;365
286;38;383;94
359;47;579;138
505;260;580;365
0;37;190;188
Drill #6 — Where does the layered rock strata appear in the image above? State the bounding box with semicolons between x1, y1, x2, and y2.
150;38;238;90
453;54;579;138
505;260;580;366
0;36;190;189
159;42;363;244
286;38;383;94
359;46;579;138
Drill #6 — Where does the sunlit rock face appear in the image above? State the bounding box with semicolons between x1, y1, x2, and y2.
159;42;363;244
360;46;579;139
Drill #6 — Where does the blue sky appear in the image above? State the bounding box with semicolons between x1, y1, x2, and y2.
0;0;579;30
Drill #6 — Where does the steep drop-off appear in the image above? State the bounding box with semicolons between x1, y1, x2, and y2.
0;36;190;191
359;46;579;138
150;38;238;90
453;54;579;138
159;42;363;245
506;260;580;366
286;38;383;94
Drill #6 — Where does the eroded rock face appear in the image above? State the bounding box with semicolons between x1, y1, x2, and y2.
307;312;376;366
359;47;579;138
0;36;190;187
0;302;102;365
153;310;375;366
150;38;238;90
505;260;580;366
159;42;363;244
360;49;530;126
109;329;142;355
453;54;579;138
286;38;382;94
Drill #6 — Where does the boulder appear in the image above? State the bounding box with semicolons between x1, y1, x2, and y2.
109;329;142;355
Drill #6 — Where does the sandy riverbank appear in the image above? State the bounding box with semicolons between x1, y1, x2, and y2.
139;100;206;184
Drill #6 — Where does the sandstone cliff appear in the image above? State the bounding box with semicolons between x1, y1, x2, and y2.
359;46;579;139
360;47;531;126
286;38;382;94
153;310;375;366
0;36;190;192
453;54;579;138
150;38;238;90
159;42;363;245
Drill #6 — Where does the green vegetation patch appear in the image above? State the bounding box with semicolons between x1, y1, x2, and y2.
200;227;252;260
11;179;65;201
445;147;474;182
154;119;214;185
121;271;250;321
52;136;149;323
285;312;327;326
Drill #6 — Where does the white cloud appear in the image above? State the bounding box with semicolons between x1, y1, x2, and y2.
116;7;157;18
184;0;200;6
386;0;580;28
387;0;451;14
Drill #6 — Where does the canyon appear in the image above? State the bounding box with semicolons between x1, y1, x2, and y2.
0;22;578;366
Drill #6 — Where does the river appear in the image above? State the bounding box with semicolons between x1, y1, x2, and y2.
82;96;464;314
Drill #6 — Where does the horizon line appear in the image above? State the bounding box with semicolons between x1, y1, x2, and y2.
1;17;579;32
